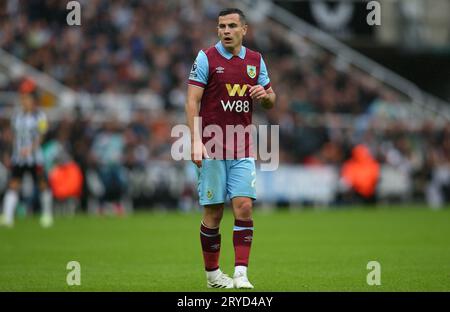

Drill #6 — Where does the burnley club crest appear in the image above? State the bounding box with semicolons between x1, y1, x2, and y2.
247;65;256;79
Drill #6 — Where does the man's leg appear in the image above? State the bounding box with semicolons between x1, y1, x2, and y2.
227;158;256;288
201;204;225;282
197;159;232;288
1;178;20;227
39;186;53;228
227;158;257;289
201;204;234;288
36;165;53;228
231;196;254;289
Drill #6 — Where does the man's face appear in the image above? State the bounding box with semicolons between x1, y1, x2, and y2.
20;93;34;112
217;13;247;50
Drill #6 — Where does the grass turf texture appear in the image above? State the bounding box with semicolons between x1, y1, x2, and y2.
1;206;449;291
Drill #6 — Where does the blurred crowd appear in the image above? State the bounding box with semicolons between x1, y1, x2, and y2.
0;0;395;111
0;0;449;208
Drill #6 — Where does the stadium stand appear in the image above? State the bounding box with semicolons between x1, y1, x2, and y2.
0;0;449;210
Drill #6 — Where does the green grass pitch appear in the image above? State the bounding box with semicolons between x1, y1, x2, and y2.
1;206;449;291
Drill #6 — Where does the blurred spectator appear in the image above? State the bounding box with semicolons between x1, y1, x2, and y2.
48;150;83;216
425;123;450;209
90;119;129;215
339;144;380;204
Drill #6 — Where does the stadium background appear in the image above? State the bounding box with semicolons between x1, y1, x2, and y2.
0;0;449;291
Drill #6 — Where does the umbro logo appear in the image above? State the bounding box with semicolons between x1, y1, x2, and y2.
211;243;220;250
216;66;225;74
244;236;253;243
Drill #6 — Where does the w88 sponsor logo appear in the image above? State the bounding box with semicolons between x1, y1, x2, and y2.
221;100;250;113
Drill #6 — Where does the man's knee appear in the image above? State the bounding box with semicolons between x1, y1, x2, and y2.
203;204;224;227
206;214;222;226
233;198;253;220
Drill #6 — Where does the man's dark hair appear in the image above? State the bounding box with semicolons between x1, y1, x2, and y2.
218;8;246;25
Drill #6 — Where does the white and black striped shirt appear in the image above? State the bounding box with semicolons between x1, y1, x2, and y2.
11;109;48;166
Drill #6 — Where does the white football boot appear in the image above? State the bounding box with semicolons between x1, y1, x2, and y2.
40;214;53;228
0;216;14;228
206;269;234;289
233;271;254;289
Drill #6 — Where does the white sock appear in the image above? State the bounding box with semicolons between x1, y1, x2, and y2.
2;190;18;225
40;190;53;218
206;268;221;280
234;265;247;277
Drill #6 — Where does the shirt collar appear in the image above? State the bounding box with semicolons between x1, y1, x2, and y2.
215;41;246;60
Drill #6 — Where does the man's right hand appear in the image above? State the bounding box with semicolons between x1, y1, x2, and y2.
191;141;210;168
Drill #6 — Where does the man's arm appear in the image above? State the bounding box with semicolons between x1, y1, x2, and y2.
247;85;276;110
185;84;208;168
260;87;276;109
19;134;43;158
252;56;275;109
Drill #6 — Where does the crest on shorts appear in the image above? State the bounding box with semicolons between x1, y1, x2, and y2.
207;190;214;199
247;65;256;79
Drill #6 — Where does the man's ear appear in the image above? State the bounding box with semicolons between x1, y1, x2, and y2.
242;24;248;36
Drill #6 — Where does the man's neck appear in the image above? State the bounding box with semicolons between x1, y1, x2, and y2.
225;44;242;56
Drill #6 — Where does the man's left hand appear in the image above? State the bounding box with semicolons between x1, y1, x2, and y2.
247;84;268;101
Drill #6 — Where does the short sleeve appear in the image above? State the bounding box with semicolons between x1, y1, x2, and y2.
188;50;209;88
258;56;271;89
